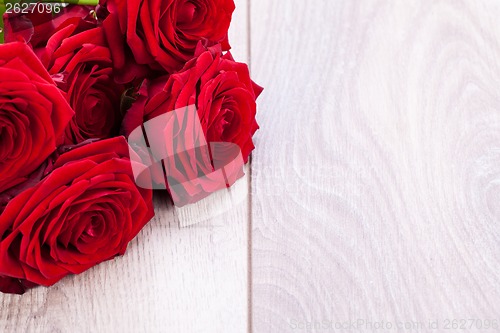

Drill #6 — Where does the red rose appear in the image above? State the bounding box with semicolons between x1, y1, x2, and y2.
99;0;235;79
0;42;74;193
0;137;154;294
124;44;262;161
123;44;262;205
4;5;94;48
36;17;124;145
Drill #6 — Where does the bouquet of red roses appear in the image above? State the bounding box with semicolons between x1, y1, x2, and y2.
0;0;261;294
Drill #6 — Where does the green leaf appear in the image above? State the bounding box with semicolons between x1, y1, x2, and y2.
0;2;5;44
44;0;98;4
0;1;21;44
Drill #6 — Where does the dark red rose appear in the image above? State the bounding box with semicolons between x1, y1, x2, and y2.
124;44;262;162
99;0;235;79
0;42;74;193
36;17;124;145
4;5;94;48
123;44;262;205
0;137;154;294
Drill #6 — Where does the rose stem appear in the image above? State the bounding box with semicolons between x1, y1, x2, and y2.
44;0;100;5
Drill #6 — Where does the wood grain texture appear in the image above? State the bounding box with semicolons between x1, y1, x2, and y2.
0;1;250;332
250;0;500;332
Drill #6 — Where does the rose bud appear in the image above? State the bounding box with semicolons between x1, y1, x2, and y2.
0;137;154;295
0;42;74;193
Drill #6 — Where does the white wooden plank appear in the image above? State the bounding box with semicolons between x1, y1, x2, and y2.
0;0;250;332
250;0;500;332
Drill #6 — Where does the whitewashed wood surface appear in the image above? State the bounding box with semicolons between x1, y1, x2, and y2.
0;1;250;332
251;0;500;332
2;0;500;332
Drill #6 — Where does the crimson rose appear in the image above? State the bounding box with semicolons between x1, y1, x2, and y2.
36;17;124;145
0;137;154;294
122;44;262;205
99;0;235;79
123;44;262;161
0;42;73;193
4;5;93;48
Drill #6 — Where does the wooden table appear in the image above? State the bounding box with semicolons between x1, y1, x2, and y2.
1;0;500;332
